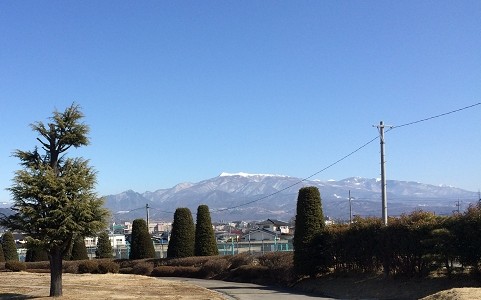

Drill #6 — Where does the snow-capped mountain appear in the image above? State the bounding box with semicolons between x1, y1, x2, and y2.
105;173;479;222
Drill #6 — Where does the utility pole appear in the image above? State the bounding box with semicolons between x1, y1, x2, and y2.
453;200;460;215
374;121;392;226
146;203;150;233
349;190;352;224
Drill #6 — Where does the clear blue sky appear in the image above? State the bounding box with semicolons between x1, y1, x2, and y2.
1;1;480;202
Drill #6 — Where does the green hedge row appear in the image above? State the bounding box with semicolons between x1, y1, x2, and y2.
310;203;481;277
14;252;295;286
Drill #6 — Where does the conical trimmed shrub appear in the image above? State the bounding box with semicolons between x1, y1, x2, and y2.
1;232;19;261
25;244;49;262
293;186;324;276
95;231;113;259
71;236;89;260
167;208;195;258
130;219;155;259
0;242;5;262
195;205;219;256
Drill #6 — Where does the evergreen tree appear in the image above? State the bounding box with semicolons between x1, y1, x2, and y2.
167;207;195;258
0;104;109;297
0;242;4;262
95;231;113;259
129;219;155;259
71;236;89;260
26;243;49;262
195;205;218;256
293;186;325;276
2;232;19;261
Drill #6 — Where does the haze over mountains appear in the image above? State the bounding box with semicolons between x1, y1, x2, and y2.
106;172;479;222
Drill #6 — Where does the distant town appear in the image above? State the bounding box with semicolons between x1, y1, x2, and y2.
3;217;308;261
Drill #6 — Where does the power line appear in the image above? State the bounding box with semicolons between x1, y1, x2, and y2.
212;135;379;213
212;102;480;213
390;102;480;130
112;103;480;216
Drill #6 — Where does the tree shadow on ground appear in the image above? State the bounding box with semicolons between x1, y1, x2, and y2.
0;293;38;300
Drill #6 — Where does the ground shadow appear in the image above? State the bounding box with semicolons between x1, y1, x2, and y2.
0;293;37;300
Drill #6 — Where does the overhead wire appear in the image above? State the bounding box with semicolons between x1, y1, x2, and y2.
211;102;481;213
390;102;480;130
213;135;380;212
114;103;480;216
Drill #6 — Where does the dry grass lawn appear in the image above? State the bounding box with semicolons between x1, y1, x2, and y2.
421;288;481;300
2;271;481;299
0;272;225;299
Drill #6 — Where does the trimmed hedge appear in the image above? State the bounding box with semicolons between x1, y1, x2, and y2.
5;261;27;272
151;265;200;277
199;257;229;278
98;260;120;274
132;261;154;275
78;260;99;274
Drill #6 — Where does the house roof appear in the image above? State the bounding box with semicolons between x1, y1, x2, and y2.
257;218;289;226
244;228;278;237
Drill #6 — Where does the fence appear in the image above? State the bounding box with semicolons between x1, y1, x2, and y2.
73;240;294;260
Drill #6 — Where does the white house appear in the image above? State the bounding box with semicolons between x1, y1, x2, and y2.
256;219;290;234
84;234;127;258
241;228;278;241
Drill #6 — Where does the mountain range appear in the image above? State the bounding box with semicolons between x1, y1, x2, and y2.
106;172;479;223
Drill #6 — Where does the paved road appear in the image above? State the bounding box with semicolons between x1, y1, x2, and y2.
163;277;336;300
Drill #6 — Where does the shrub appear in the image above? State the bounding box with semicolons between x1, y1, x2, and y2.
199;257;230;278
98;260;120;274
228;265;270;283
151;265;200;277
25;246;49;262
71;236;89;260
27;268;51;273
130;219;155;259
132;261;153;275
151;266;176;277
96;232;113;259
293;186;325;277
257;252;295;285
257;252;293;268
26;261;50;270
0;242;4;262
165;256;211;267
228;253;255;269
119;267;133;274
2;232;19;261
63;261;79;274
116;259;134;269
78;260;99;274
195;205;219;256
172;266;200;277
5;261;27;272
167;208;195;258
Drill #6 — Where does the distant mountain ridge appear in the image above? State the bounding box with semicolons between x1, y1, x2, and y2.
106;173;478;222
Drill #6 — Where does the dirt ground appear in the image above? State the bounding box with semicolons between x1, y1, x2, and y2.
296;274;481;300
2;272;481;299
0;272;225;299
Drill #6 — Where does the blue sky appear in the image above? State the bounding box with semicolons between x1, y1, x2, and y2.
1;1;480;202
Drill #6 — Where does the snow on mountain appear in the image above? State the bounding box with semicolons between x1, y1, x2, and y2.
105;173;479;222
219;172;287;178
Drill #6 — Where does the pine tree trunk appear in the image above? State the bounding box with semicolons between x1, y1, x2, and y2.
49;248;63;297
